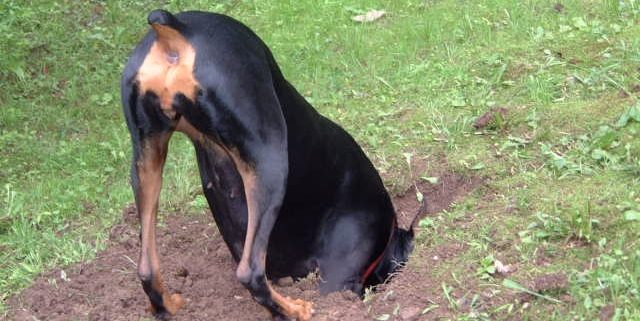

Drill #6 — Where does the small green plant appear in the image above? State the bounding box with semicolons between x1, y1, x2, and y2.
520;207;598;245
519;212;570;244
615;102;640;128
476;255;496;280
618;192;640;222
540;143;594;178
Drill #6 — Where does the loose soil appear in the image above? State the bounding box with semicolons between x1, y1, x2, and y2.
6;165;482;321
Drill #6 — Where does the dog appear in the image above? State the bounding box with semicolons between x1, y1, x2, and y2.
121;9;416;321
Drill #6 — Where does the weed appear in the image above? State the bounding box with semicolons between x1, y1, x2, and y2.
570;201;597;242
441;282;458;310
519;207;598;245
477;255;497;280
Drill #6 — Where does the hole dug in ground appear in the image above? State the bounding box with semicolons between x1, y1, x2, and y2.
8;160;482;321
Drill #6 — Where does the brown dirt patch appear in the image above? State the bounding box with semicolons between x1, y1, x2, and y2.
6;164;482;321
393;158;483;228
531;272;569;293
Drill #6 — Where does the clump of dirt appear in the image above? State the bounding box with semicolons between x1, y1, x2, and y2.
618;84;640;99
531;272;569;293
6;164;482;321
473;107;509;130
430;243;468;262
600;305;615;321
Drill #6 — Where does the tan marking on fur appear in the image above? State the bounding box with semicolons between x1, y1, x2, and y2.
137;24;200;118
137;132;185;315
218;148;258;283
175;117;205;142
253;245;313;320
270;282;314;320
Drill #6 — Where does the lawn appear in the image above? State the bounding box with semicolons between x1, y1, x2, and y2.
1;0;639;320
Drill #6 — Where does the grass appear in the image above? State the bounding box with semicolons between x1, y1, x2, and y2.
1;0;639;319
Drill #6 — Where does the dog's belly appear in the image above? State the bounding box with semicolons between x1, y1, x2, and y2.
191;139;248;263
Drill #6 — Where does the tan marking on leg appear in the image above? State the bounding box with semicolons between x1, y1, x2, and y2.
255;247;313;320
224;151;259;282
137;133;185;315
175;117;204;142
270;286;314;321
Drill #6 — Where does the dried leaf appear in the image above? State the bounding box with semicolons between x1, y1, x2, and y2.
352;10;385;23
494;259;516;275
375;314;390;321
421;176;439;184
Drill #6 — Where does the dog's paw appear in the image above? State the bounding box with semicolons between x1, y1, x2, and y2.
152;310;173;321
149;292;185;320
284;297;313;321
166;293;185;314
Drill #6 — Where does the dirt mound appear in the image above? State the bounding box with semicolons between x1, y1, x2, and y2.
6;169;481;321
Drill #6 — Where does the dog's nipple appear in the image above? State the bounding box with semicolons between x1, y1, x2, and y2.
166;51;179;64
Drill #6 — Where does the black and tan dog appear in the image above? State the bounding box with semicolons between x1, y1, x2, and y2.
121;9;416;321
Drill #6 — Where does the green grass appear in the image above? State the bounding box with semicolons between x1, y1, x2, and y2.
1;0;640;319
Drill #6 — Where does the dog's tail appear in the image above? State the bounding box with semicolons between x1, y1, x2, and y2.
362;197;427;289
147;9;188;45
148;9;183;30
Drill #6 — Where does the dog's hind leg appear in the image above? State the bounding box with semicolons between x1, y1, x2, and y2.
133;132;185;319
122;83;184;318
